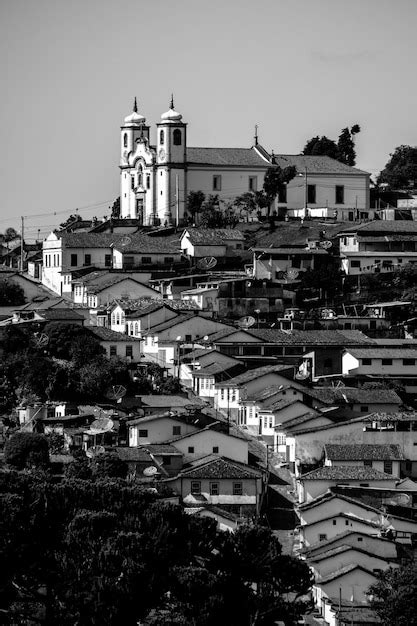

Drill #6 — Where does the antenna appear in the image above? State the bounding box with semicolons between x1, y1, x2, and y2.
33;333;49;349
143;465;158;477
197;256;217;270
237;315;256;329
106;385;127;403
284;268;300;281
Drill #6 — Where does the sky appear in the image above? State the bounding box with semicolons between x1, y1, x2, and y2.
1;0;417;240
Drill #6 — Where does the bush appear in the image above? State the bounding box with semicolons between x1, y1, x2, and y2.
4;432;49;470
91;451;128;479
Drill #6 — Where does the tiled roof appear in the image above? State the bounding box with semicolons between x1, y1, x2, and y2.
278;412;320;429
216;364;293;387
318;564;376;585
180;455;262;479
40;308;85;321
271;154;369;176
341;220;417;235
139;395;193;407
183;228;245;244
144;443;183;455
113;233;181;254
115;447;154;462
362;411;417;422
124;302;170;319
302;387;401;405
309;543;395;563
250;329;374;345
346;348;417;358
186;147;270;168
324;444;405;461
87;327;142;342
303;530;394;555
61;232;124;248
298;489;381;513
300;465;396;481
143;314;196;335
251;246;327;255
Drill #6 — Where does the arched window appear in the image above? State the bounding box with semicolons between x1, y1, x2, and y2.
173;129;182;146
131;176;135;190
160;130;164;145
123;133;128;148
138;165;143;187
146;174;150;189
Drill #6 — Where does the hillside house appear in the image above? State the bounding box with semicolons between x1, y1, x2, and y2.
324;444;404;478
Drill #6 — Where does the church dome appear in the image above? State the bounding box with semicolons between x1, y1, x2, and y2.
161;95;182;122
124;98;146;126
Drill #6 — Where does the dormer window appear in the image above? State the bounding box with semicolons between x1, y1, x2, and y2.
160;130;164;145
173;129;182;145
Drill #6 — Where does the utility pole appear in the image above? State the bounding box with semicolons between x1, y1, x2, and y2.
304;166;308;215
20;215;24;273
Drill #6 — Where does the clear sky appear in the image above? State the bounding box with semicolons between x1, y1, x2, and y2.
1;0;417;240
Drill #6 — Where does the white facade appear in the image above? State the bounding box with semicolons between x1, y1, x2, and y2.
171;430;248;464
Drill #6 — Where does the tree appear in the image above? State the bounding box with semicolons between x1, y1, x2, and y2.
368;561;417;626
302;124;361;166
262;166;297;216
0;279;25;305
199;195;239;228
337;124;360;166
303;136;339;159
0;227;20;243
111;196;121;218
4;432;49;470
186;190;205;224
378;145;417;189
59;214;82;231
91;452;128;479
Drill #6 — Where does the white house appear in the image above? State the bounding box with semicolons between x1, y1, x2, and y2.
342;347;417;393
87;326;142;362
72;273;159;309
166;426;249;464
324;443;404;478
119;99;370;226
180;229;245;259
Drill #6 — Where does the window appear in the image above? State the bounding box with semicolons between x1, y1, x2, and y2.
351;260;361;268
233;482;243;495
213;446;219;454
110;345;117;356
185;334;192;342
164;257;174;264
307;184;316;204
364;460;373;467
382;358;392;366
360;406;369;413
126;345;133;358
105;254;112;267
123;133;128;147
173;426;181;436
333;520;337;525
384;461;393;474
84;254;91;266
173;128;182;145
164;456;171;465
335;185;344;204
70;254;78;267
142;257;152;264
191;481;201;494
131;176;135;190
146;174;150;189
357;537;363;542
403;359;416;366
345;520;349;526
213;175;222;191
319;534;327;542
221;389;225;400
160;130;164;145
210;482;219;495
362;358;372;365
188;446;195;453
138;429;148;437
248;176;257;192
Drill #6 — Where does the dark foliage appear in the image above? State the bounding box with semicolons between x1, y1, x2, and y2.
0;472;312;625
303;124;361;166
368;561;417;626
378;145;417;189
4;432;49;470
0;279;25;306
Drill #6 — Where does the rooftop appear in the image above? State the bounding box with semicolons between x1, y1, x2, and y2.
216;364;293;387
183;228;245;244
300;465;396;481
112;233;181;254
346;347;417;359
301;386;401;405
250;329;374;346
325;443;405;461
179;455;262;479
87;326;142;342
272;153;369;176
186;146;270;168
61;232;125;248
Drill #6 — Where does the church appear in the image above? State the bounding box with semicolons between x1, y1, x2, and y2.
120;98;371;225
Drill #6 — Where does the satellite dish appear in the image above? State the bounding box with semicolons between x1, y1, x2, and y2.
89;417;114;434
285;268;300;281
119;235;132;247
319;240;332;249
238;316;256;329
106;385;127;401
143;465;158;477
33;333;49;348
86;445;106;458
197;256;217;270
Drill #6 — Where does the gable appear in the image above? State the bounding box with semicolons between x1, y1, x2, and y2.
214;330;263;344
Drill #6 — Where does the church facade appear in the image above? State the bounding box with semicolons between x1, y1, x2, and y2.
120;99;371;225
